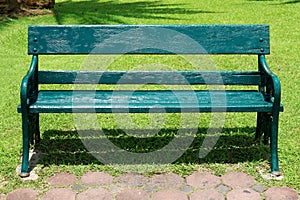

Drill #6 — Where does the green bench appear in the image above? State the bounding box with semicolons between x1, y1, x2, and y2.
18;25;283;177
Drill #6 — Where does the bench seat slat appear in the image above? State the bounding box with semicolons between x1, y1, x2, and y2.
38;71;261;85
18;90;283;113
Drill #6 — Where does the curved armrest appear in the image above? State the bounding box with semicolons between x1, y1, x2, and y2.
20;55;38;111
259;55;281;113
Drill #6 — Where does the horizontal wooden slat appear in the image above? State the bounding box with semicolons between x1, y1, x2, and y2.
28;25;269;55
17;90;283;113
38;70;261;85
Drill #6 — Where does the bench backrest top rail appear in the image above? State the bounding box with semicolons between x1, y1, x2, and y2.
28;25;270;55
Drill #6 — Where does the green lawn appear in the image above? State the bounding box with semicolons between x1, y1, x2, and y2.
0;0;299;194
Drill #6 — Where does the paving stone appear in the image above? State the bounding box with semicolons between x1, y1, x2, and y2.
46;172;77;186
109;185;121;193
71;184;85;191
152;189;188;200
80;171;113;186
186;172;221;189
116;173;150;188
6;188;38;200
251;184;268;193
221;172;256;188
180;185;194;193
264;186;299;200
42;188;76;200
116;189;150;200
144;185;159;193
190;189;225;200
77;188;113;200
216;184;232;194
150;173;185;189
226;188;261;200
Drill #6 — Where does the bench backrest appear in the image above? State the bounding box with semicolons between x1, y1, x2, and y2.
28;25;269;55
28;25;270;86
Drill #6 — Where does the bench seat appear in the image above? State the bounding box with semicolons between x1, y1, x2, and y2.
18;90;283;113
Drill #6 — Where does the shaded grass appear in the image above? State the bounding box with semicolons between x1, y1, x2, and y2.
0;0;299;194
53;0;215;25
38;126;267;166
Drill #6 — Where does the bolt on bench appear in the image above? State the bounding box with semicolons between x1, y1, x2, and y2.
18;25;283;177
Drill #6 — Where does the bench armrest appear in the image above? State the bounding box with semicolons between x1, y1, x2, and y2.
20;55;38;111
259;55;281;113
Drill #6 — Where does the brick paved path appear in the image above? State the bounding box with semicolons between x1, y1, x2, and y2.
2;171;299;200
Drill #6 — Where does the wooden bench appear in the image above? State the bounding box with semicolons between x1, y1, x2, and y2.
18;25;283;177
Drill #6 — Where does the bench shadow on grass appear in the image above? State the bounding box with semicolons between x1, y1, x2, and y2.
278;0;300;4
37;127;270;167
53;0;215;24
247;0;300;4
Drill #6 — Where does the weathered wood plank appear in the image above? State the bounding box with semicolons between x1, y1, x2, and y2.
28;25;270;54
18;90;283;113
38;70;261;85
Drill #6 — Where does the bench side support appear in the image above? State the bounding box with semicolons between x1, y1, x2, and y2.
20;55;39;177
258;55;281;174
256;112;272;144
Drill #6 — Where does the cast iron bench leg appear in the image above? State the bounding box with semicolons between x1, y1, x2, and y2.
256;112;271;145
270;111;280;175
29;113;40;144
20;112;30;178
255;112;263;141
264;113;272;145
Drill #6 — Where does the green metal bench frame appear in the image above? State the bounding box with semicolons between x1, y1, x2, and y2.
18;25;283;177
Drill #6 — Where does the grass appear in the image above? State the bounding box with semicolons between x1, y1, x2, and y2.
0;0;299;194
